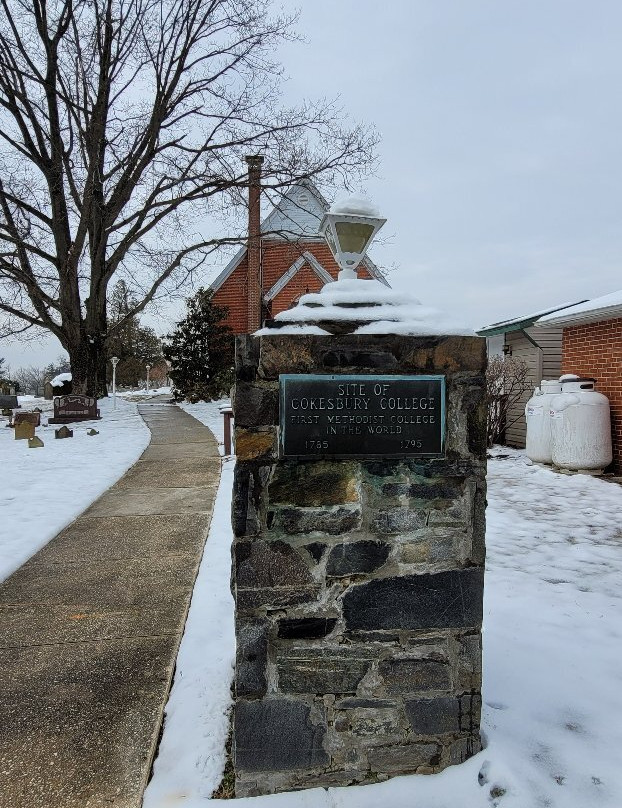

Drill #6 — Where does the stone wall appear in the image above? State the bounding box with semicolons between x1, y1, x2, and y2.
231;333;487;797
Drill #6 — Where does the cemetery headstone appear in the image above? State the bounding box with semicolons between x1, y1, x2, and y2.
49;395;100;424
86;428;99;436
0;395;19;410
15;422;35;440
43;381;54;400
14;411;41;428
2;408;12;417
28;436;44;448
55;426;73;439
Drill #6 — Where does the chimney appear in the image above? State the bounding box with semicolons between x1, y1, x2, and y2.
245;155;264;333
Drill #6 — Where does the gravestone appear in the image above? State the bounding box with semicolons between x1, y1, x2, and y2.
49;395;100;424
2;408;12;418
15;422;35;441
0;395;19;410
231;329;487;797
43;381;54;400
55;426;73;439
86;428;99;436
28;436;44;448
14;411;41;428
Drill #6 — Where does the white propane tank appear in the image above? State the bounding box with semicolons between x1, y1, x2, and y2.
549;377;613;472
525;380;562;463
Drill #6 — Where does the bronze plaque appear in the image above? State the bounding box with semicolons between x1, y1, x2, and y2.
280;374;445;458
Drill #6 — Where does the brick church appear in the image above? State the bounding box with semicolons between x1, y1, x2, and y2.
209;158;389;334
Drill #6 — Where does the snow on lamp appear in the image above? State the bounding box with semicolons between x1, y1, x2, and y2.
319;196;386;281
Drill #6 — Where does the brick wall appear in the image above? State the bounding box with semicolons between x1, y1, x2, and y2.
561;317;622;472
212;239;377;334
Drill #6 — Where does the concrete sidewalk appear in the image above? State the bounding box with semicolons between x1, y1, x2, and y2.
0;402;221;808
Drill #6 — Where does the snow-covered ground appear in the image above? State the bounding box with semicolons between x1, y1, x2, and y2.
0;395;150;581
115;385;173;401
145;431;622;808
3;392;620;807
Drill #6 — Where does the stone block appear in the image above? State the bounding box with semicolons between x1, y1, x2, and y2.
235;428;277;461
234;540;320;610
459;692;482;733
236;619;268;698
347;707;404;740
258;337;315;379
269;462;359;507
235;334;259;382
277;646;375;695
367;742;441;774
237;585;320;612
402;336;486;375
326;541;390;577
28;436;44;448
448;734;481;765
320;347;399;370
399;530;455;564
277;618;338;639
232;465;269;537
234;699;328;772
456;633;482;691
304;543;326;562
335;698;396;709
275;505;361;535
378;657;451;695
383;478;463;501
405;696;460;735
235;540;312;590
470;484;487;564
373;507;427;534
233;382;278;426
343;569;484;631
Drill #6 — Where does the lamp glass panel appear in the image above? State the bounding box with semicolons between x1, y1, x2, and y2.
334;222;375;254
324;225;338;258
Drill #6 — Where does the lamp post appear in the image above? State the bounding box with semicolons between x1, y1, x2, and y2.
146;364;151;392
110;356;119;410
319;196;386;280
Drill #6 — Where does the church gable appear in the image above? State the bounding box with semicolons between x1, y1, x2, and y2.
264;252;333;302
261;181;328;240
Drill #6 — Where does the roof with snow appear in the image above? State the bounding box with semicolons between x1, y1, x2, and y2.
535;289;622;327
209;179;389;292
477;301;586;336
51;372;72;386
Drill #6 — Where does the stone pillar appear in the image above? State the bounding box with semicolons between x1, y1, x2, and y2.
231;333;486;797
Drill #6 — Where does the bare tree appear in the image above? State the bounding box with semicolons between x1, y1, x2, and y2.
0;0;376;395
13;364;47;396
485;355;531;448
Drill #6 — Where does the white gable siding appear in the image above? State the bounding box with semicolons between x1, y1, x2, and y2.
504;327;563;448
261;182;328;239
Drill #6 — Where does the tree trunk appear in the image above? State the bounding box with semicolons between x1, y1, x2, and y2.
68;336;108;398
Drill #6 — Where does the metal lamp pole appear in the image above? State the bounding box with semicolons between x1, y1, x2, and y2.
146;364;151;392
111;356;119;410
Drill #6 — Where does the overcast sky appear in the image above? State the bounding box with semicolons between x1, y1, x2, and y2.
3;0;621;368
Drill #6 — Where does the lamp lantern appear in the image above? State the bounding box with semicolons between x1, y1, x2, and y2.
110;356;119;410
319;196;386;281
